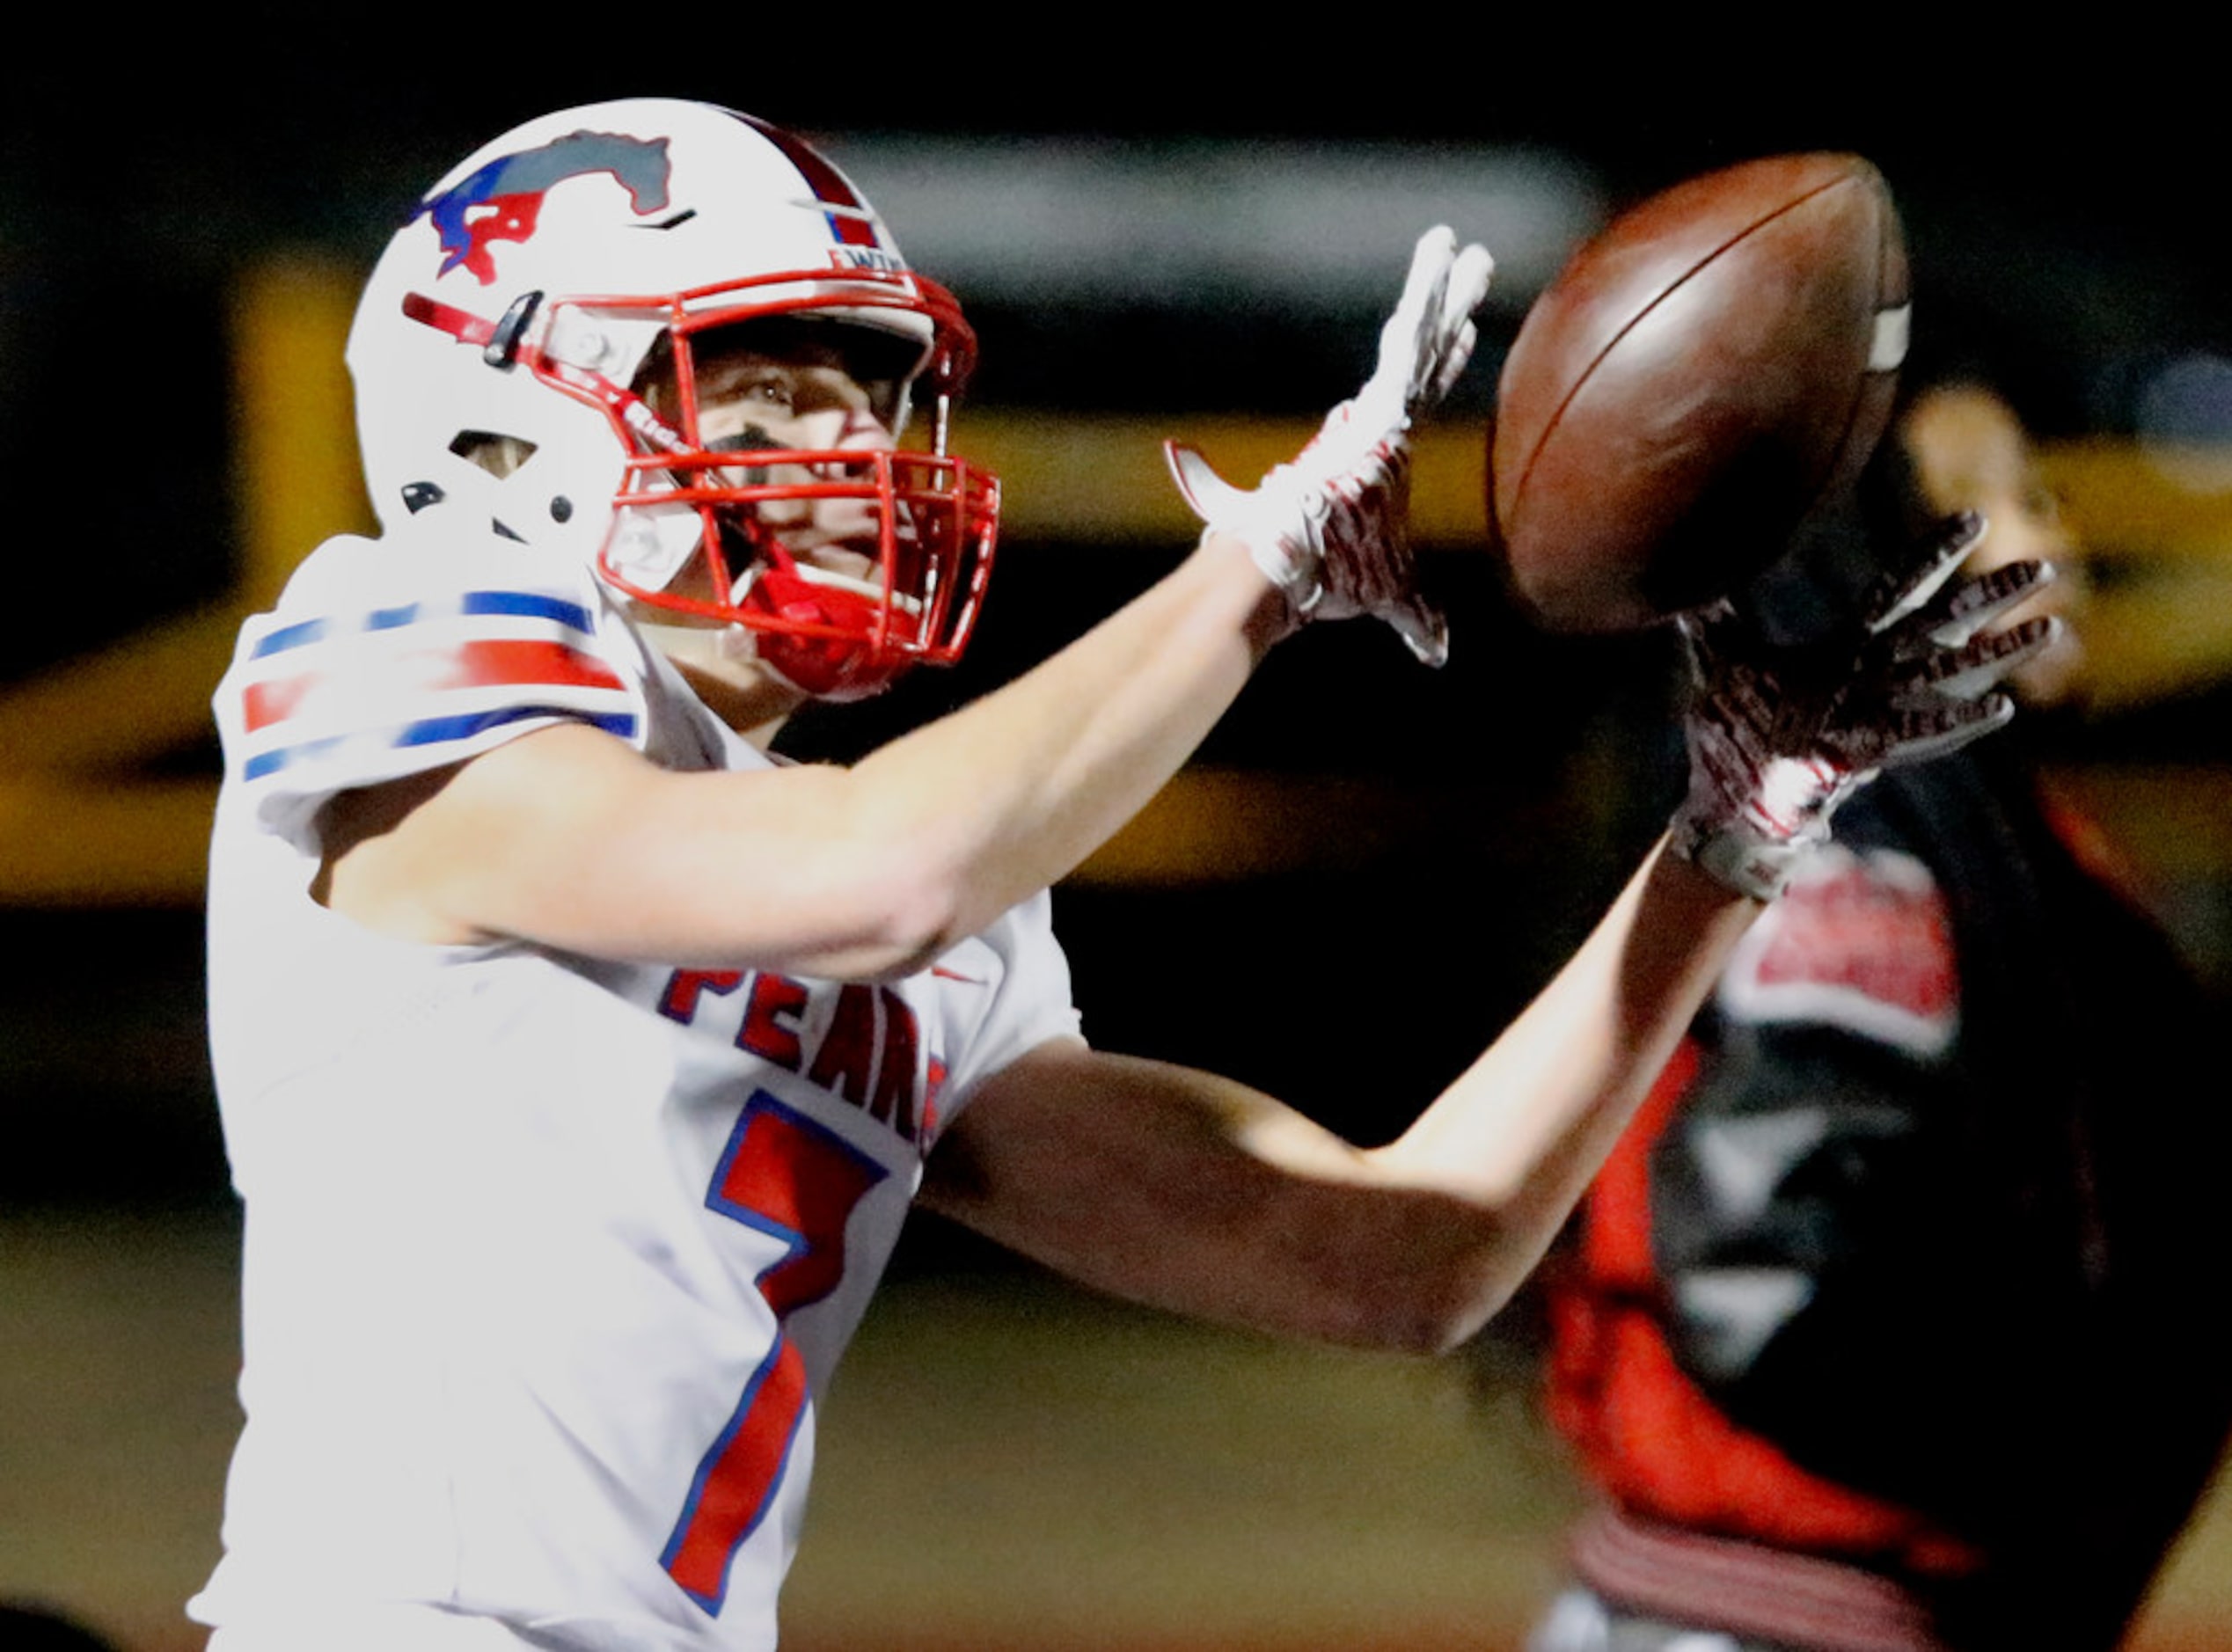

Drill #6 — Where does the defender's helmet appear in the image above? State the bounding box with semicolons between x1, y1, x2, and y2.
348;99;997;699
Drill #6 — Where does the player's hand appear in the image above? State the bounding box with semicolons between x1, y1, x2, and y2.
1670;511;2060;900
1163;226;1495;667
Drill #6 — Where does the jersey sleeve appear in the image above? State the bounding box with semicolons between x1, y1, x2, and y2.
213;530;651;852
928;888;1082;1132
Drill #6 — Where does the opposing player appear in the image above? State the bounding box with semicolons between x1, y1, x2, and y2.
1528;382;2232;1651
190;101;2053;1652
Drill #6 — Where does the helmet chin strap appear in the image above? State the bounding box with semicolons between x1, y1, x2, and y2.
733;552;921;703
740;557;917;610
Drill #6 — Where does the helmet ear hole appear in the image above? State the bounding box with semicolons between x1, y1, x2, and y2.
450;431;539;478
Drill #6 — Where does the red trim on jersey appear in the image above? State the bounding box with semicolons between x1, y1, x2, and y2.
242;674;318;733
241;640;621;734
1546;1038;1980;1574
435;639;627;693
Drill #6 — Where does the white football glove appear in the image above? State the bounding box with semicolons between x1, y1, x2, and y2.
1164;225;1496;667
1672;511;2062;900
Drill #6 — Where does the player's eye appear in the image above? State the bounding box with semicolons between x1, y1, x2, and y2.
740;375;796;413
699;365;797;417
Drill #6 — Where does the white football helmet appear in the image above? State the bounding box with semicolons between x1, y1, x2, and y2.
348;99;997;699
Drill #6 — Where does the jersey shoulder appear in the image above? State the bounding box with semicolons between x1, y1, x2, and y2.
215;523;658;846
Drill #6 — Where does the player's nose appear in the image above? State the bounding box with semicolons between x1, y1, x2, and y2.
834;405;896;451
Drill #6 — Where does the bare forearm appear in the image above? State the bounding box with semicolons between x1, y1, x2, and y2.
932;849;1760;1355
605;535;1285;975
832;533;1286;955
1226;844;1758;1349
333;535;1286;976
1362;840;1759;1326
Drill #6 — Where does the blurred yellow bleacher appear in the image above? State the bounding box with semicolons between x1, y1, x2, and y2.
4;256;2230;910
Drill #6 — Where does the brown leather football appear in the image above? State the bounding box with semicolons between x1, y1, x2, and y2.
1489;153;1910;632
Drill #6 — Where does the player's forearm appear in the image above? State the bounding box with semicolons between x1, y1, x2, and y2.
825;532;1287;962
1139;847;1756;1355
350;537;1284;977
927;849;1757;1357
610;532;1284;979
1360;842;1761;1335
1135;846;1759;1355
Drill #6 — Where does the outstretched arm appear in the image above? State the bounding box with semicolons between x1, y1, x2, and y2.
925;525;2062;1351
318;229;1492;981
321;535;1288;977
923;841;1752;1352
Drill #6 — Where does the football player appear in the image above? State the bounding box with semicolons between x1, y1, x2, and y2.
191;100;2053;1652
1527;381;2228;1652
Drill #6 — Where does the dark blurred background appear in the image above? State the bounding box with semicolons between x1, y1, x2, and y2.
7;32;2232;1651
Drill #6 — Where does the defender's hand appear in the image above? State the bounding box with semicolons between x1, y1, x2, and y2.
1672;512;2060;900
1165;226;1495;667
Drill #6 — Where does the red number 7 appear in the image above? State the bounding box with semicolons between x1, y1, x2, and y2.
662;1092;889;1613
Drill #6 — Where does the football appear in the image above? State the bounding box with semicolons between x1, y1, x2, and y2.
1489;152;1910;632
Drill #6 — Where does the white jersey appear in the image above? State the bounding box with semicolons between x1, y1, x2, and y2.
192;523;1079;1651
